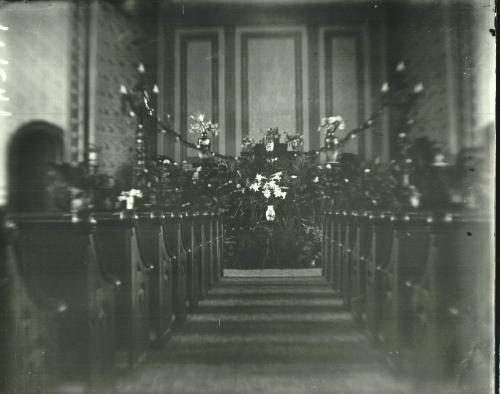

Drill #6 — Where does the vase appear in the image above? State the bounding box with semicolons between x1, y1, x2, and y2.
325;129;338;148
198;134;211;159
265;140;275;152
265;205;276;221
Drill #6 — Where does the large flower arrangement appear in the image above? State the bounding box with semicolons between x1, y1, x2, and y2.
189;114;219;158
248;172;287;201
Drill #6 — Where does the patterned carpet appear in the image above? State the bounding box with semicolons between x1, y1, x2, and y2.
109;275;422;394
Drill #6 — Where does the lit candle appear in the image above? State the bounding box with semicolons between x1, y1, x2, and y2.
396;61;406;72
413;82;424;94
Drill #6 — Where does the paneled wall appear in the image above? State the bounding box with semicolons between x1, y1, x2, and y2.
159;3;386;161
174;28;225;158
235;27;308;149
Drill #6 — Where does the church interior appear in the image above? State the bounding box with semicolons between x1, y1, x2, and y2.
0;0;495;393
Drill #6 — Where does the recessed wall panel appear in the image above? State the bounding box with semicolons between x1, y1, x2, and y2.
327;36;360;154
246;37;297;139
185;40;213;157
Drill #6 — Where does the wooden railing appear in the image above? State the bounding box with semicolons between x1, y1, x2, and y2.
0;210;225;393
321;210;492;386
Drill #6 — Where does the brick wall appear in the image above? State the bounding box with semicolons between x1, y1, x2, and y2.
90;1;156;179
384;1;480;157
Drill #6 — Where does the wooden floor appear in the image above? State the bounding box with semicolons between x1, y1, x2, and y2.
109;275;424;394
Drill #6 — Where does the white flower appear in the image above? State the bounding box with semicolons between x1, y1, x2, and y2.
249;182;260;192
138;63;145;73
120;85;128;94
274;189;287;199
327;116;343;125
152;84;160;94
313;176;319;183
381;82;389;93
396;61;405;72
255;174;265;182
320;117;328;126
267;180;277;189
270;171;283;181
263;189;271;199
197;114;205;122
130;189;143;198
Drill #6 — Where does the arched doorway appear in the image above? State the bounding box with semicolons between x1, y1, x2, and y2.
8;121;64;212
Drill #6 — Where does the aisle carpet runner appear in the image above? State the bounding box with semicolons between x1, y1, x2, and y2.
112;272;418;394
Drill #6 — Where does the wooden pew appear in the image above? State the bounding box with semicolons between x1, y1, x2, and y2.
194;212;209;297
327;212;336;287
215;212;224;280
3;213;119;392
333;212;347;294
202;212;214;290
162;213;188;323
350;212;371;322
91;211;152;369
135;211;174;346
218;212;225;279
379;213;430;367
181;212;201;309
209;213;218;285
0;212;7;394
365;213;392;344
321;213;331;279
409;213;491;388
340;212;358;308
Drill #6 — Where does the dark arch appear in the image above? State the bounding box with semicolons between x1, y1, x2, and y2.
8;121;64;212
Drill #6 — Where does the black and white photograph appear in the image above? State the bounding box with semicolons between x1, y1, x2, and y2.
0;0;495;393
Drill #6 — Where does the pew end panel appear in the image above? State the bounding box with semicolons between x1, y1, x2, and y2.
163;214;188;323
3;214;120;392
136;212;174;346
181;212;201;310
92;212;151;369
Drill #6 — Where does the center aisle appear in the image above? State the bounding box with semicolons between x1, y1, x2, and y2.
112;275;411;394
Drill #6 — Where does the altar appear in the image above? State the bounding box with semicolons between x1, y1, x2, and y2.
223;141;321;269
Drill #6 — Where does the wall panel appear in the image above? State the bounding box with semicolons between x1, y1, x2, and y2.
174;29;225;160
320;28;365;156
235;26;308;155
